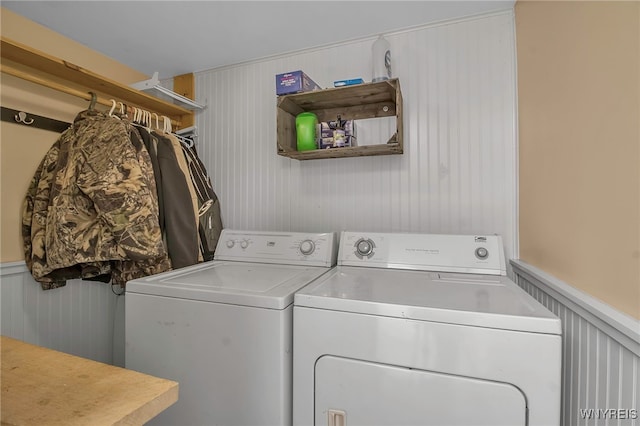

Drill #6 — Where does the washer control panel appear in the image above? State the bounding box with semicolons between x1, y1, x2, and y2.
338;232;506;275
215;230;337;267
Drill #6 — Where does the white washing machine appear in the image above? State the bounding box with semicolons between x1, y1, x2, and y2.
125;230;337;426
293;231;562;426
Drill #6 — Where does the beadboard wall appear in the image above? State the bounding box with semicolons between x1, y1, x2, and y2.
0;261;124;366
194;10;519;262
512;260;640;426
0;9;516;368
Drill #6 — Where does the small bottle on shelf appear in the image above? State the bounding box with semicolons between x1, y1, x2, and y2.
372;35;392;82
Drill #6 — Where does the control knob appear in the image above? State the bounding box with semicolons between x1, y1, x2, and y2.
355;238;375;258
475;247;489;259
226;240;235;249
299;240;316;256
240;240;250;249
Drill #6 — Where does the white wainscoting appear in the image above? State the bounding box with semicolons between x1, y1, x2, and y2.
511;260;639;426
194;10;519;263
0;261;124;365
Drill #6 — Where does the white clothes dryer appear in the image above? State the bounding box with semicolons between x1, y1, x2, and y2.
126;230;337;426
293;231;561;426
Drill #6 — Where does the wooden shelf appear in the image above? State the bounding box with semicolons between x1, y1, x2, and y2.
277;79;403;160
0;36;194;129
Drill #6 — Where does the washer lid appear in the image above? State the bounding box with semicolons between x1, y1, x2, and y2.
126;261;332;309
294;266;561;334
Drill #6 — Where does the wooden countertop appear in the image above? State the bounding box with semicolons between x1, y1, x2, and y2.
1;336;178;425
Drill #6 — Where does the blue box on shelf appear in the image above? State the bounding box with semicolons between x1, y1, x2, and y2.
276;70;321;96
333;78;364;87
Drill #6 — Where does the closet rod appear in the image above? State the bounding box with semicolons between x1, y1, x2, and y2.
1;63;181;128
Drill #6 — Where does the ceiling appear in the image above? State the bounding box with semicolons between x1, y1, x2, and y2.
3;1;514;79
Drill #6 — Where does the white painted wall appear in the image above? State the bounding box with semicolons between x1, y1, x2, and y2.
195;10;519;263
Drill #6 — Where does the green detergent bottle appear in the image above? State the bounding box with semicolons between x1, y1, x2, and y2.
296;112;318;151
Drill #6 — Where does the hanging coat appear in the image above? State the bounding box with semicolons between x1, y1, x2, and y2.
22;109;170;288
180;141;223;261
165;132;203;262
153;132;200;269
110;125;172;284
22;128;111;289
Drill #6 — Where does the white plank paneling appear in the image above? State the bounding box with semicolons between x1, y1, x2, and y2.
194;10;518;262
512;260;639;426
0;261;122;365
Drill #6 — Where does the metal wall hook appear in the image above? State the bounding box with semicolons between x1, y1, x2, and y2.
1;106;70;133
14;111;34;125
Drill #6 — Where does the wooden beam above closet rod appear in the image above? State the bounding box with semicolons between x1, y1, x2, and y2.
1;63;180;128
0;36;194;129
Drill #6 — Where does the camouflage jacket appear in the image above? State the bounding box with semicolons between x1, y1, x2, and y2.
22;109;171;289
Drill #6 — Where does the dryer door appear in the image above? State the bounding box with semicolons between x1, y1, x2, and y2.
315;356;527;426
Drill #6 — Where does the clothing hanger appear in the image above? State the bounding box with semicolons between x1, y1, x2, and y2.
152;113;161;132
144;110;152;133
108;100;116;116
129;107;154;136
163;115;195;148
88;92;97;110
131;109;151;133
108;99;122;120
174;132;195;148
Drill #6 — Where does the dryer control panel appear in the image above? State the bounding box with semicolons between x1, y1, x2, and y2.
215;230;338;267
338;232;506;275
